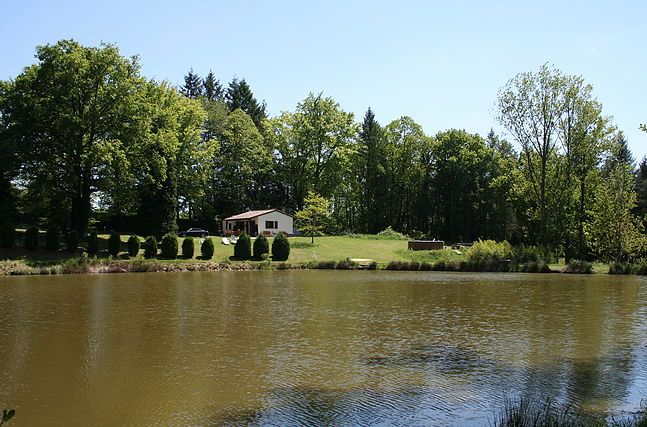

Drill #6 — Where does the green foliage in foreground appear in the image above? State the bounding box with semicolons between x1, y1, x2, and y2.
492;398;647;427
1;409;15;426
272;233;290;261
143;236;157;259
182;237;194;259
201;237;214;259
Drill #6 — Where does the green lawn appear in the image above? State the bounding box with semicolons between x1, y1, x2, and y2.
1;233;412;264
121;235;412;263
279;236;410;264
0;231;599;274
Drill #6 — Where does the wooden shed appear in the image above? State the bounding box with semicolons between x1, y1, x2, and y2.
408;240;445;251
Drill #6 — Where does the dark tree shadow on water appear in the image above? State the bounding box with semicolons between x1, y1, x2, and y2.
204;344;640;426
363;341;640;418
203;385;433;427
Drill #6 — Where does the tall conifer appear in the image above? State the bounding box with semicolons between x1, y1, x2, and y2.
202;71;223;101
226;78;267;129
181;69;203;99
359;108;387;234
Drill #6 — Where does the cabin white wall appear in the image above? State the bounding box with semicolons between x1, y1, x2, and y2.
257;212;293;235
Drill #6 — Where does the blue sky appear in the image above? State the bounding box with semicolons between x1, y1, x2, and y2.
2;0;646;160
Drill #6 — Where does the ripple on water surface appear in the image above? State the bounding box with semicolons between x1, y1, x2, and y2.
0;271;645;427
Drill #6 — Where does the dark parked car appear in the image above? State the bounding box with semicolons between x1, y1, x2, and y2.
178;228;209;237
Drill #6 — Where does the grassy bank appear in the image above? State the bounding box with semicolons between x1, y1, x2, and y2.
0;233;617;276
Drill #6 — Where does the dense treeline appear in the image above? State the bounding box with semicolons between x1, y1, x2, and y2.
1;40;647;262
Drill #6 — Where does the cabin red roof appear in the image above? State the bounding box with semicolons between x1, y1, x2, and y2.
222;209;292;221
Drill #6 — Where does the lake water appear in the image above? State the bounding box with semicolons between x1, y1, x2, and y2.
0;271;645;426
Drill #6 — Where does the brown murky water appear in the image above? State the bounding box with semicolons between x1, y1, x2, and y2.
0;271;645;426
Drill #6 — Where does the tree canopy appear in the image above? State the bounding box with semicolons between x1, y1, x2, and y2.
1;40;645;263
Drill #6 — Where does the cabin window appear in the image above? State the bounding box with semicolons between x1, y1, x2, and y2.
265;220;278;229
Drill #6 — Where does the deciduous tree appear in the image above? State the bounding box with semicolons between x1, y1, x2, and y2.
588;138;645;262
0;40;144;233
296;191;331;244
270;93;357;211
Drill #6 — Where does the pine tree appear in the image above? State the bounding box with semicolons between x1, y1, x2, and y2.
359;108;387;234
603;132;634;174
202;71;224;101
181;68;203;99
226;78;267;129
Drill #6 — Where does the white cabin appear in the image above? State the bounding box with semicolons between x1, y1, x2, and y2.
222;209;294;237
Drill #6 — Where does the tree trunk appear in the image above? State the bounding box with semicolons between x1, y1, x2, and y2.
578;179;586;260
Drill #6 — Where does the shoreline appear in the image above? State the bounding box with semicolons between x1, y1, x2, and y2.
0;257;608;276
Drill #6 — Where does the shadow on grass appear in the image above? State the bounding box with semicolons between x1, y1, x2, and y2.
291;241;318;249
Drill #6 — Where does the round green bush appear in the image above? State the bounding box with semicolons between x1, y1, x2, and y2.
161;233;178;259
108;232;121;257
253;234;269;259
46;225;60;250
0;222;15;249
143;236;158;259
65;229;79;253
201;237;214;259
127;235;141;257
182;237;194;259
87;231;99;254
234;232;252;260
25;226;39;250
272;233;290;261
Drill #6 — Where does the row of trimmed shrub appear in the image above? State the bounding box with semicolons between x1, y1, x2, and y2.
232;232;290;261
1;224;70;251
0;224;292;261
108;233;215;260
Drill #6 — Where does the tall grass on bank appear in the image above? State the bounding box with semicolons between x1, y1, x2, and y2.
492;398;647;427
562;260;593;274
493;399;595;427
608;259;647;275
